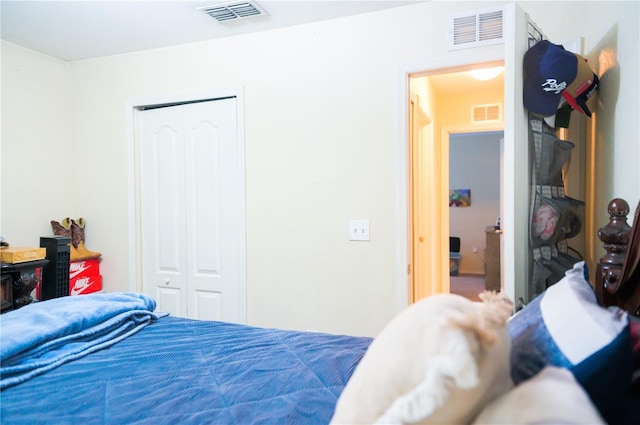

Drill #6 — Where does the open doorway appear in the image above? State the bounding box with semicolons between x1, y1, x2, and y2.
449;131;503;301
408;64;505;303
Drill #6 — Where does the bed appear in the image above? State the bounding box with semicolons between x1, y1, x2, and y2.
0;296;371;424
1;198;639;424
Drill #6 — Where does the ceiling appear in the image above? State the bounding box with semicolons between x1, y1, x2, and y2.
426;67;504;97
0;0;503;95
0;0;422;61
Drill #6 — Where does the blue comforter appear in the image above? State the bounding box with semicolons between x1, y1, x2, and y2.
0;296;371;424
0;292;163;389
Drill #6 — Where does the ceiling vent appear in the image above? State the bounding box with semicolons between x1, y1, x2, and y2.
449;6;504;50
198;1;268;22
472;104;502;124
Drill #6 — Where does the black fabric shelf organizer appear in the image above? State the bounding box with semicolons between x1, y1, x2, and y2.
528;115;584;301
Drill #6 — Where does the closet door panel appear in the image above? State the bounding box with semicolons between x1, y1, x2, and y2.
140;107;188;318
139;97;244;323
183;98;241;322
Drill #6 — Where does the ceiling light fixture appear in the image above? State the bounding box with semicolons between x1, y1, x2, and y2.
468;66;504;81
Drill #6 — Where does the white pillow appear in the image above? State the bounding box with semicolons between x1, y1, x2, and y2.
331;292;514;425
472;366;605;424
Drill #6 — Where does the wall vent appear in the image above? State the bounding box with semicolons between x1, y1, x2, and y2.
449;7;504;50
472;104;502;123
198;1;268;22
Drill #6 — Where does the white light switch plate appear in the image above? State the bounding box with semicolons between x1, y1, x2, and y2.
349;219;370;241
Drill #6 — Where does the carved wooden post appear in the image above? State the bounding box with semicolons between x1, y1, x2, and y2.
12;271;39;308
596;198;631;306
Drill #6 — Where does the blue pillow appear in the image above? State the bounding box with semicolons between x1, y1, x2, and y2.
508;261;632;423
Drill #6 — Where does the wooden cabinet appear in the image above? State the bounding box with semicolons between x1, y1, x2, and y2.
485;227;501;291
1;274;12;313
0;259;48;312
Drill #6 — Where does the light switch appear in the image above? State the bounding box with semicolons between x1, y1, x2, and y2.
349;219;370;241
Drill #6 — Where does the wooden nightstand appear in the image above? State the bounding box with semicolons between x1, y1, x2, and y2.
0;259;49;312
1;274;12;313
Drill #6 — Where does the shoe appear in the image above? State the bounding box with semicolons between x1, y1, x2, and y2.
71;218;101;260
51;219;82;262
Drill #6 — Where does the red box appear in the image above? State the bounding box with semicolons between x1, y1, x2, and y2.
69;259;102;296
70;274;102;296
69;259;100;280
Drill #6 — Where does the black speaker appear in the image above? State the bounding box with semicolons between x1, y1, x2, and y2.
40;236;70;300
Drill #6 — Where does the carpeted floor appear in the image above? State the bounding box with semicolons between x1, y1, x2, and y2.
450;274;486;301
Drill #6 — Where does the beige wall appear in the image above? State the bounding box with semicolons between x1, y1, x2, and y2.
0;43;73;243
2;1;638;336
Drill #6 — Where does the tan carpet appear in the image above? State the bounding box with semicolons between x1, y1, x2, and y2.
450;274;486;301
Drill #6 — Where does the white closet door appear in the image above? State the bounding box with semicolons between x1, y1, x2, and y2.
139;97;245;323
140;106;188;318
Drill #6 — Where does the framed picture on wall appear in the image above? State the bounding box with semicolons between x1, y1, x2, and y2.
449;189;471;207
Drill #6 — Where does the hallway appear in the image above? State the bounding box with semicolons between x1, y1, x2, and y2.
450;274;486;301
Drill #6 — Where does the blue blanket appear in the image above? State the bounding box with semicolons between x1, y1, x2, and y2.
1;315;372;424
0;292;164;389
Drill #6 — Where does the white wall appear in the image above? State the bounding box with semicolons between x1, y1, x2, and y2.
584;1;640;225
65;1;514;337
1;42;73;245
2;1;638;337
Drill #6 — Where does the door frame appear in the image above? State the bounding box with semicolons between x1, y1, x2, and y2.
395;3;528;312
445;125;505;277
125;87;246;321
395;49;504;312
408;92;433;304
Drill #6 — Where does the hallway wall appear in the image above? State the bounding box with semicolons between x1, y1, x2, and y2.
450;132;503;275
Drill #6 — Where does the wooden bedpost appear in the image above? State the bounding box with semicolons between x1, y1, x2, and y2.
619;199;640;315
596;198;631;308
594;197;640;316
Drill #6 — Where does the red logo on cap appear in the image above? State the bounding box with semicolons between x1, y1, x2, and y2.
574;79;594;95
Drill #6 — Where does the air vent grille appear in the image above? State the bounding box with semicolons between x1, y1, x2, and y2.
478;11;503;41
472;104;502;123
452;15;477;46
199;1;268;22
449;7;504;50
